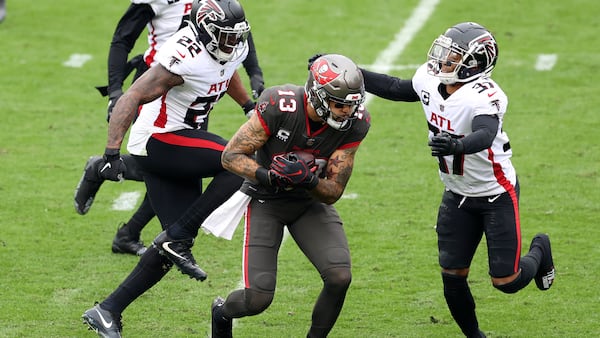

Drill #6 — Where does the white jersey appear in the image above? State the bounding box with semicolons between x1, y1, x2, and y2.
132;0;193;66
127;25;248;155
412;63;516;197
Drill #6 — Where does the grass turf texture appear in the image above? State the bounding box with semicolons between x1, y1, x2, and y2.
0;0;599;337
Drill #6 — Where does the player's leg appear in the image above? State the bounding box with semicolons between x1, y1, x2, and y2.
0;0;6;22
436;190;485;338
212;198;287;337
288;202;352;338
486;182;555;293
111;192;154;256
74;153;144;215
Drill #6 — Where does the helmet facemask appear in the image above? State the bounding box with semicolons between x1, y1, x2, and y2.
190;0;250;63
306;55;365;131
427;23;498;85
203;21;249;63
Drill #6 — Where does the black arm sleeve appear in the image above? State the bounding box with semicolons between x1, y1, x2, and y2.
242;32;263;78
107;4;155;94
461;114;499;154
360;68;420;102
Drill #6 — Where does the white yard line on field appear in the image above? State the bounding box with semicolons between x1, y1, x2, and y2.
535;54;558;71
62;53;92;68
111;191;142;211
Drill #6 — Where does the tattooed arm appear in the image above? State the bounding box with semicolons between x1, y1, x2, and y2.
106;64;184;150
311;146;357;205
221;113;269;181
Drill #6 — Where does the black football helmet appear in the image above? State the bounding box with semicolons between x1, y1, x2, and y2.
427;22;498;84
190;0;250;63
305;54;365;131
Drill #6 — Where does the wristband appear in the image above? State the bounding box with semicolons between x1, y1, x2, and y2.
255;167;271;186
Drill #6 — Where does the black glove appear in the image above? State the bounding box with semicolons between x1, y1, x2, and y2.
99;148;127;182
307;53;325;70
255;167;291;191
428;132;464;157
270;154;319;189
241;99;256;118
249;74;264;99
107;89;123;123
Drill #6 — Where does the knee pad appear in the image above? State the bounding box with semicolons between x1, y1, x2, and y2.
322;267;352;293
245;288;274;315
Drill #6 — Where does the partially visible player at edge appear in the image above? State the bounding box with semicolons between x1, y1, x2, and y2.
74;0;265;256
354;22;555;337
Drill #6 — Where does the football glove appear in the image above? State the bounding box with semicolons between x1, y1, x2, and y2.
99;148;127;182
428;132;464;156
270;154;318;189
107;89;123;123
249;74;265;99
255;167;291;191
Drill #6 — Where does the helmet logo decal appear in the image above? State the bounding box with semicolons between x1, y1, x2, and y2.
311;59;340;85
196;0;225;24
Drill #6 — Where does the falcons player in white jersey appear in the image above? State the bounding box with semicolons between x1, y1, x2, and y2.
81;1;254;337
359;22;555;337
75;0;266;257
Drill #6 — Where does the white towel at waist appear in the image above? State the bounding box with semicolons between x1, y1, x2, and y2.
201;190;251;240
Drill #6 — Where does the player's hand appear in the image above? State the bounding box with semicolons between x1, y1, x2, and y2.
249;74;264;99
270;154;318;189
255;167;292;191
107;90;123;123
428;132;464;156
99;149;127;182
307;53;325;70
241;100;256;119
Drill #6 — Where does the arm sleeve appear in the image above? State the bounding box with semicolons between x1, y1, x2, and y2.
461;114;499;154
360;68;420;102
107;4;155;94
242;32;263;78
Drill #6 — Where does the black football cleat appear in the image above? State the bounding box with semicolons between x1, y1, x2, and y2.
152;230;207;281
82;303;122;338
74;156;105;215
111;223;147;256
212;296;232;338
530;233;555;290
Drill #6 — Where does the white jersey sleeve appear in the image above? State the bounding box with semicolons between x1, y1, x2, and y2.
127;26;248;155
412;63;516;197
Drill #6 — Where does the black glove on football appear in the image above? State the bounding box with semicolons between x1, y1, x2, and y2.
307;53;325;70
241;100;256;118
249;74;265;99
107;89;123;123
428;132;464;157
255;167;291;191
99;148;127;182
270;155;319;189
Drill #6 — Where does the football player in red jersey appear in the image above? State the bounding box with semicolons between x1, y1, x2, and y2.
357;22;555;337
206;53;370;338
74;0;265;256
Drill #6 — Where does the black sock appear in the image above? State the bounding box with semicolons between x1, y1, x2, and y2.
126;193;155;238
442;272;480;337
100;247;172;314
494;255;538;293
168;172;243;240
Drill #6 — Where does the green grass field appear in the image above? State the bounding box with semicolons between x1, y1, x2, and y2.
1;0;599;337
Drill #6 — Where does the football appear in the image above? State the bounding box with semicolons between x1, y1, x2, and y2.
287;151;316;169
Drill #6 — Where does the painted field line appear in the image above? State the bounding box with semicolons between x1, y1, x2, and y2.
111;191;142;211
535;54;558;71
62;53;92;68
